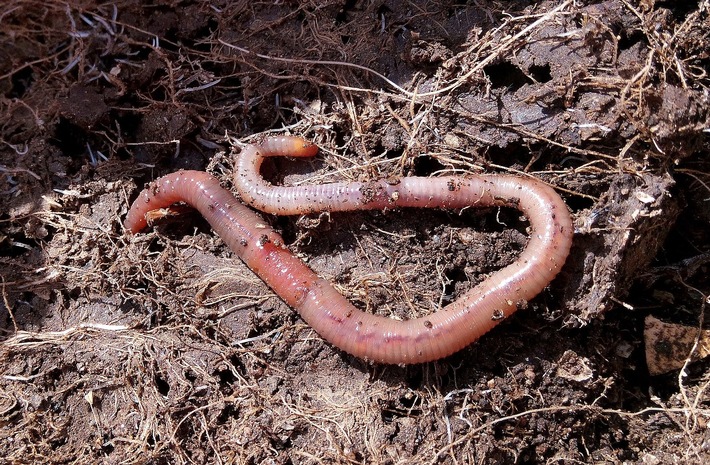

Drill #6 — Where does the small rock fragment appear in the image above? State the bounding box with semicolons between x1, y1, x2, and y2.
644;316;710;376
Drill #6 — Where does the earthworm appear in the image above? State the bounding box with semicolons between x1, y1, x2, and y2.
125;136;573;364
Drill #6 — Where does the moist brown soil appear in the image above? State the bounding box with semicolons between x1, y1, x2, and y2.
1;1;710;464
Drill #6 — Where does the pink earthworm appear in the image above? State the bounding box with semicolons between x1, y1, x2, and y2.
125;136;573;364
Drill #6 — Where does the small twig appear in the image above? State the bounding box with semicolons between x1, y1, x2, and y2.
1;275;18;333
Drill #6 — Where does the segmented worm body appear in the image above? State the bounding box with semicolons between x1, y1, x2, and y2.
125;136;573;364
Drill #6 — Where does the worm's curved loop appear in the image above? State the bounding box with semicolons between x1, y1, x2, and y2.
126;136;573;364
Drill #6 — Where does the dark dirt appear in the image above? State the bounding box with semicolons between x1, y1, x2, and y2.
1;1;710;464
